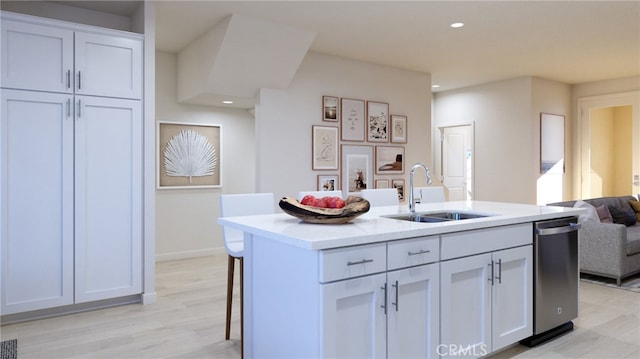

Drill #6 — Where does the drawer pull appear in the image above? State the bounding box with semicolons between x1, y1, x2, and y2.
408;249;430;256
347;258;374;266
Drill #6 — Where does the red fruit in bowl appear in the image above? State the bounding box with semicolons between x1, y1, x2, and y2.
313;197;328;208
300;195;316;206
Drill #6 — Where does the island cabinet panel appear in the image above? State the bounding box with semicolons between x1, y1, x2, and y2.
387;263;440;359
321;273;387;358
440;244;533;358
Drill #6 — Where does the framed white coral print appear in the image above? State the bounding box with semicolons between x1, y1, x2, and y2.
158;122;221;189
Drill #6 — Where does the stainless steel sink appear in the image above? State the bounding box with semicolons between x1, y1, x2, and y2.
383;211;492;223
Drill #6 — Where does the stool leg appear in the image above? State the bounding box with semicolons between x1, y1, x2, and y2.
225;255;235;340
240;257;244;359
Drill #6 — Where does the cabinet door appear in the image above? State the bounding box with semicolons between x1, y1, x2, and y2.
1;20;73;93
321;273;387;358
491;245;533;351
440;253;492;358
387;263;440;359
74;32;142;99
1;90;74;314
74;96;142;303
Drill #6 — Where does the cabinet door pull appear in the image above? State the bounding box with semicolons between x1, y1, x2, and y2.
66;99;71;117
408;249;430;256
77;71;82;90
496;259;502;284
77;99;81;118
488;260;495;286
66;70;71;89
380;283;387;315
347;258;373;266
392;280;399;311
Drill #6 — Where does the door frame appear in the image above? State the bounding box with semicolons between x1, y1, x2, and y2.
435;121;475;200
577;91;640;199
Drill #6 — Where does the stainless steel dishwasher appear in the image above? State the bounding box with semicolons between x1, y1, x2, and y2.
521;217;580;347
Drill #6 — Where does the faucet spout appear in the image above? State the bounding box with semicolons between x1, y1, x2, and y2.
409;163;432;213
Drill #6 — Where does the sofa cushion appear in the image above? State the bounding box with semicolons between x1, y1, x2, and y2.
595;205;614;223
573;200;599;223
608;205;637;226
629;199;640;222
626;224;640;255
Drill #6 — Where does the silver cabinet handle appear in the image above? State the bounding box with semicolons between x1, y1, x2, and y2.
77;99;81;118
380;283;387;315
347;259;373;266
488;260;495;286
392;280;399;311
408;249;430;256
496;259;502;284
77;71;82;90
66;70;71;89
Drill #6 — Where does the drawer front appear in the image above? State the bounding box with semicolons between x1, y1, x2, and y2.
441;223;532;260
320;243;386;283
388;236;439;270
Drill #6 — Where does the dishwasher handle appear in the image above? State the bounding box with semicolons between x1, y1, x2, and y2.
536;222;581;236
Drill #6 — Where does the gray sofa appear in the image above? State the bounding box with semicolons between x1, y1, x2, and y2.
548;196;640;285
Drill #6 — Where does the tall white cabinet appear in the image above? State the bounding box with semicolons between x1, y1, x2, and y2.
1;12;143;316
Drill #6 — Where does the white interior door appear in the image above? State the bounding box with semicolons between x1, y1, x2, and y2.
442;125;473;201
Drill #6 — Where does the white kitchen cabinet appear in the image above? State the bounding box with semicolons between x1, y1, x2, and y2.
1;89;74;314
74;96;142;303
1;12;143;317
321;236;440;358
322;273;387;358
440;244;532;358
1;17;142;99
387;263;439;359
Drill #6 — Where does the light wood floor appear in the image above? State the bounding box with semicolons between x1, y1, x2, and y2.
1;252;638;358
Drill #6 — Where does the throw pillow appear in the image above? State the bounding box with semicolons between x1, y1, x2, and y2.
630;200;640;222
573;200;599;223
595;205;613;223
608;205;637;226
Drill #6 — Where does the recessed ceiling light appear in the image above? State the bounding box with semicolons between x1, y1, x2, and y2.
222;100;233;104
450;22;464;28
432;84;440;88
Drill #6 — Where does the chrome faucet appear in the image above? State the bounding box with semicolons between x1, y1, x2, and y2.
409;163;432;213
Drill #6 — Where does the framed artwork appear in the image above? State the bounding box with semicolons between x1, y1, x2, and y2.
312;125;339;170
157;122;221;189
375;179;390;189
318;174;340;191
390;115;408;143
540;113;565;174
375;146;404;174
392;179;405;202
341;145;373;195
367;101;389;142
340;98;366;141
323;96;339;122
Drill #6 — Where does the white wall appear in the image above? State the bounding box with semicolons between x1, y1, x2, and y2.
255;52;432;201
155;51;256;260
433;77;571;204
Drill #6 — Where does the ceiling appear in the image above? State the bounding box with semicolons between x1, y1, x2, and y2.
49;1;639;93
153;0;640;93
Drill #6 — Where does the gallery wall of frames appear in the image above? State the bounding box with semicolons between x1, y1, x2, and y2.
313;95;409;201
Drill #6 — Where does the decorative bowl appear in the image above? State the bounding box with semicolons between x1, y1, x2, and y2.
279;196;370;224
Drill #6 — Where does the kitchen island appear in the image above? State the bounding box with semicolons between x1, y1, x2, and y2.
218;200;584;358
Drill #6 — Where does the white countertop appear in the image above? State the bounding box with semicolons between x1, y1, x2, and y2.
217;200;585;250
